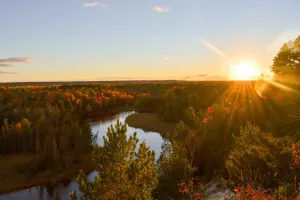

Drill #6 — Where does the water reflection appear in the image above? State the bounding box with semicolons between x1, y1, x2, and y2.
0;112;164;200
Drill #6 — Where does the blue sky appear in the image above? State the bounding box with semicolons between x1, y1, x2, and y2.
0;0;300;82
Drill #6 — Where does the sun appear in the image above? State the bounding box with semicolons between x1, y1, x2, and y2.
230;60;259;80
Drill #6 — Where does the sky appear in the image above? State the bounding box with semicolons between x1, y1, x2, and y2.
0;0;300;82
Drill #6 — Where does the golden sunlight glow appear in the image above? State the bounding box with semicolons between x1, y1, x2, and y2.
230;60;259;80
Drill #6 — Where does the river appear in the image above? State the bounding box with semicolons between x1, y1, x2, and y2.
0;111;164;200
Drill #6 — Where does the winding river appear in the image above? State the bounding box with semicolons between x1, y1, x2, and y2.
0;111;164;200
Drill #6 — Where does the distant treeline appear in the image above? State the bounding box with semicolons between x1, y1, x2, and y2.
0;83;161;171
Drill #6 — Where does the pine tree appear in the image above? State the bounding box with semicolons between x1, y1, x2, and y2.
271;35;300;80
54;191;61;200
42;134;53;166
59;133;73;167
70;120;158;200
0;118;9;154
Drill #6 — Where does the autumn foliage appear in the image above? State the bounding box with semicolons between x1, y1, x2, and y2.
177;178;204;200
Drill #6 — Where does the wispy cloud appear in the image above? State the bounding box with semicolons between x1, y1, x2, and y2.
99;4;108;8
197;74;208;77
0;57;34;69
83;2;108;7
180;74;227;80
0;63;14;67
97;76;145;80
153;6;169;13
0;57;34;63
199;39;228;60
0;71;17;74
83;2;98;7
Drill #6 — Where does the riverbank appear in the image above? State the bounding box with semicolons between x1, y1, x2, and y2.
84;106;135;123
0;110;134;195
0;153;93;194
125;113;176;137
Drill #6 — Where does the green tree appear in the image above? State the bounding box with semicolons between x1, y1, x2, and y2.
271;36;300;78
54;191;61;200
225;122;300;192
154;139;194;199
70;120;158;200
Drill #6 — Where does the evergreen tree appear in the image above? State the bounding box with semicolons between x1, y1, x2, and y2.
271;36;300;79
225;122;300;192
70;120;158;200
54;191;62;200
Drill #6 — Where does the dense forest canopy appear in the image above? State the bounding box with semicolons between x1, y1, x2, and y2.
1;36;300;200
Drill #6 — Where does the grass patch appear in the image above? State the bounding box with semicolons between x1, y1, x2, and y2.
0;153;93;194
125;113;176;137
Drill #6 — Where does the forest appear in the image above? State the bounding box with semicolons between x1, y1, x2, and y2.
1;37;300;200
